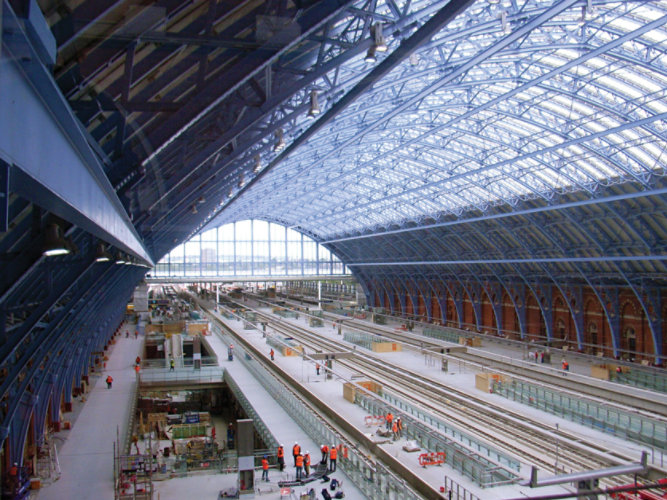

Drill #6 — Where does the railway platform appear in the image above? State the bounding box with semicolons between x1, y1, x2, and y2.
201;298;658;499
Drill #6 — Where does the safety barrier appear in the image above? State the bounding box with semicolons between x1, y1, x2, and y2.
355;391;521;488
210;326;422;500
419;452;446;467
493;378;667;452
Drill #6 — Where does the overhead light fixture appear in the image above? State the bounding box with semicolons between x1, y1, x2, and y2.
274;128;285;152
95;243;112;262
198;196;206;204
581;0;595;23
500;11;511;34
115;252;126;265
253;154;261;173
238;173;245;188
307;90;320;118
409;53;419;67
364;44;377;63
191;204;198;214
228;189;234;198
42;223;70;257
488;0;501;4
371;23;387;52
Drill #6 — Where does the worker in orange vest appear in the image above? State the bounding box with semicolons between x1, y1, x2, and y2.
295;453;304;480
261;455;269;482
270;348;274;360
392;420;399;441
8;462;18;492
320;444;328;464
316;363;320;375
304;451;311;477
277;444;285;471
292;442;300;466
397;417;403;438
106;375;113;389
329;445;338;472
386;411;393;430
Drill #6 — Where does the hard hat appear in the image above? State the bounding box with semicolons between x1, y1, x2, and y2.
13;462;17;466
306;451;309;454
280;444;283;447
263;455;267;459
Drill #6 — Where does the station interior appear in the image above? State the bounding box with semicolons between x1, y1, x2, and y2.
0;0;666;499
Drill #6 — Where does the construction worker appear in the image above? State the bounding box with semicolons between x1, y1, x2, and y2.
261;455;269;482
386;411;393;430
295;452;304;480
304;451;311;477
329;445;337;472
277;444;285;471
392;419;399;441
135;356;141;366
106;375;113;389
170;357;175;371
9;462;18;492
292;442;301;466
270;348;275;361
397;417;403;438
320;444;329;464
316;363;320;375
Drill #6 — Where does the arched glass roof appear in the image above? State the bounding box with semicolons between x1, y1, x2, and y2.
206;0;666;241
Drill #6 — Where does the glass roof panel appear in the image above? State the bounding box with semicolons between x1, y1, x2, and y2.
206;0;667;239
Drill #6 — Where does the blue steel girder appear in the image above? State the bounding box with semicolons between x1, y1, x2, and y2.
0;4;153;264
49;269;136;432
138;0;362;167
32;373;55;448
3;264;141;453
562;285;585;348
24;274;126;450
533;284;554;342
222;1;667;234
480;281;504;335
0;261;111;435
0;243;97;375
636;287;662;364
7;391;35;465
212;0;481;229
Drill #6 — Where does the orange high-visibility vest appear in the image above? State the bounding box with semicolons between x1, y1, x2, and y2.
305;454;310;466
392;422;398;432
277;447;284;458
330;447;337;460
296;455;304;467
262;458;269;470
386;412;393;423
293;444;301;456
321;445;328;454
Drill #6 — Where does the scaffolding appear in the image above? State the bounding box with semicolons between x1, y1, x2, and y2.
114;445;154;500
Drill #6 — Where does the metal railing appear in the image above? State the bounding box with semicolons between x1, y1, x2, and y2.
355;391;520;488
138;366;224;386
493;379;667;453
212;326;422;500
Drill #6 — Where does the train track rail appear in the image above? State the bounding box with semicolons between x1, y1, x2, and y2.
226;298;655;488
259;293;667;418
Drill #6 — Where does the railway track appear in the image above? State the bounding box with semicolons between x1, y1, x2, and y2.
259;293;667;418
222;298;654;488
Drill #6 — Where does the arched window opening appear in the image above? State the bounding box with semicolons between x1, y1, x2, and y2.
155;220;350;278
